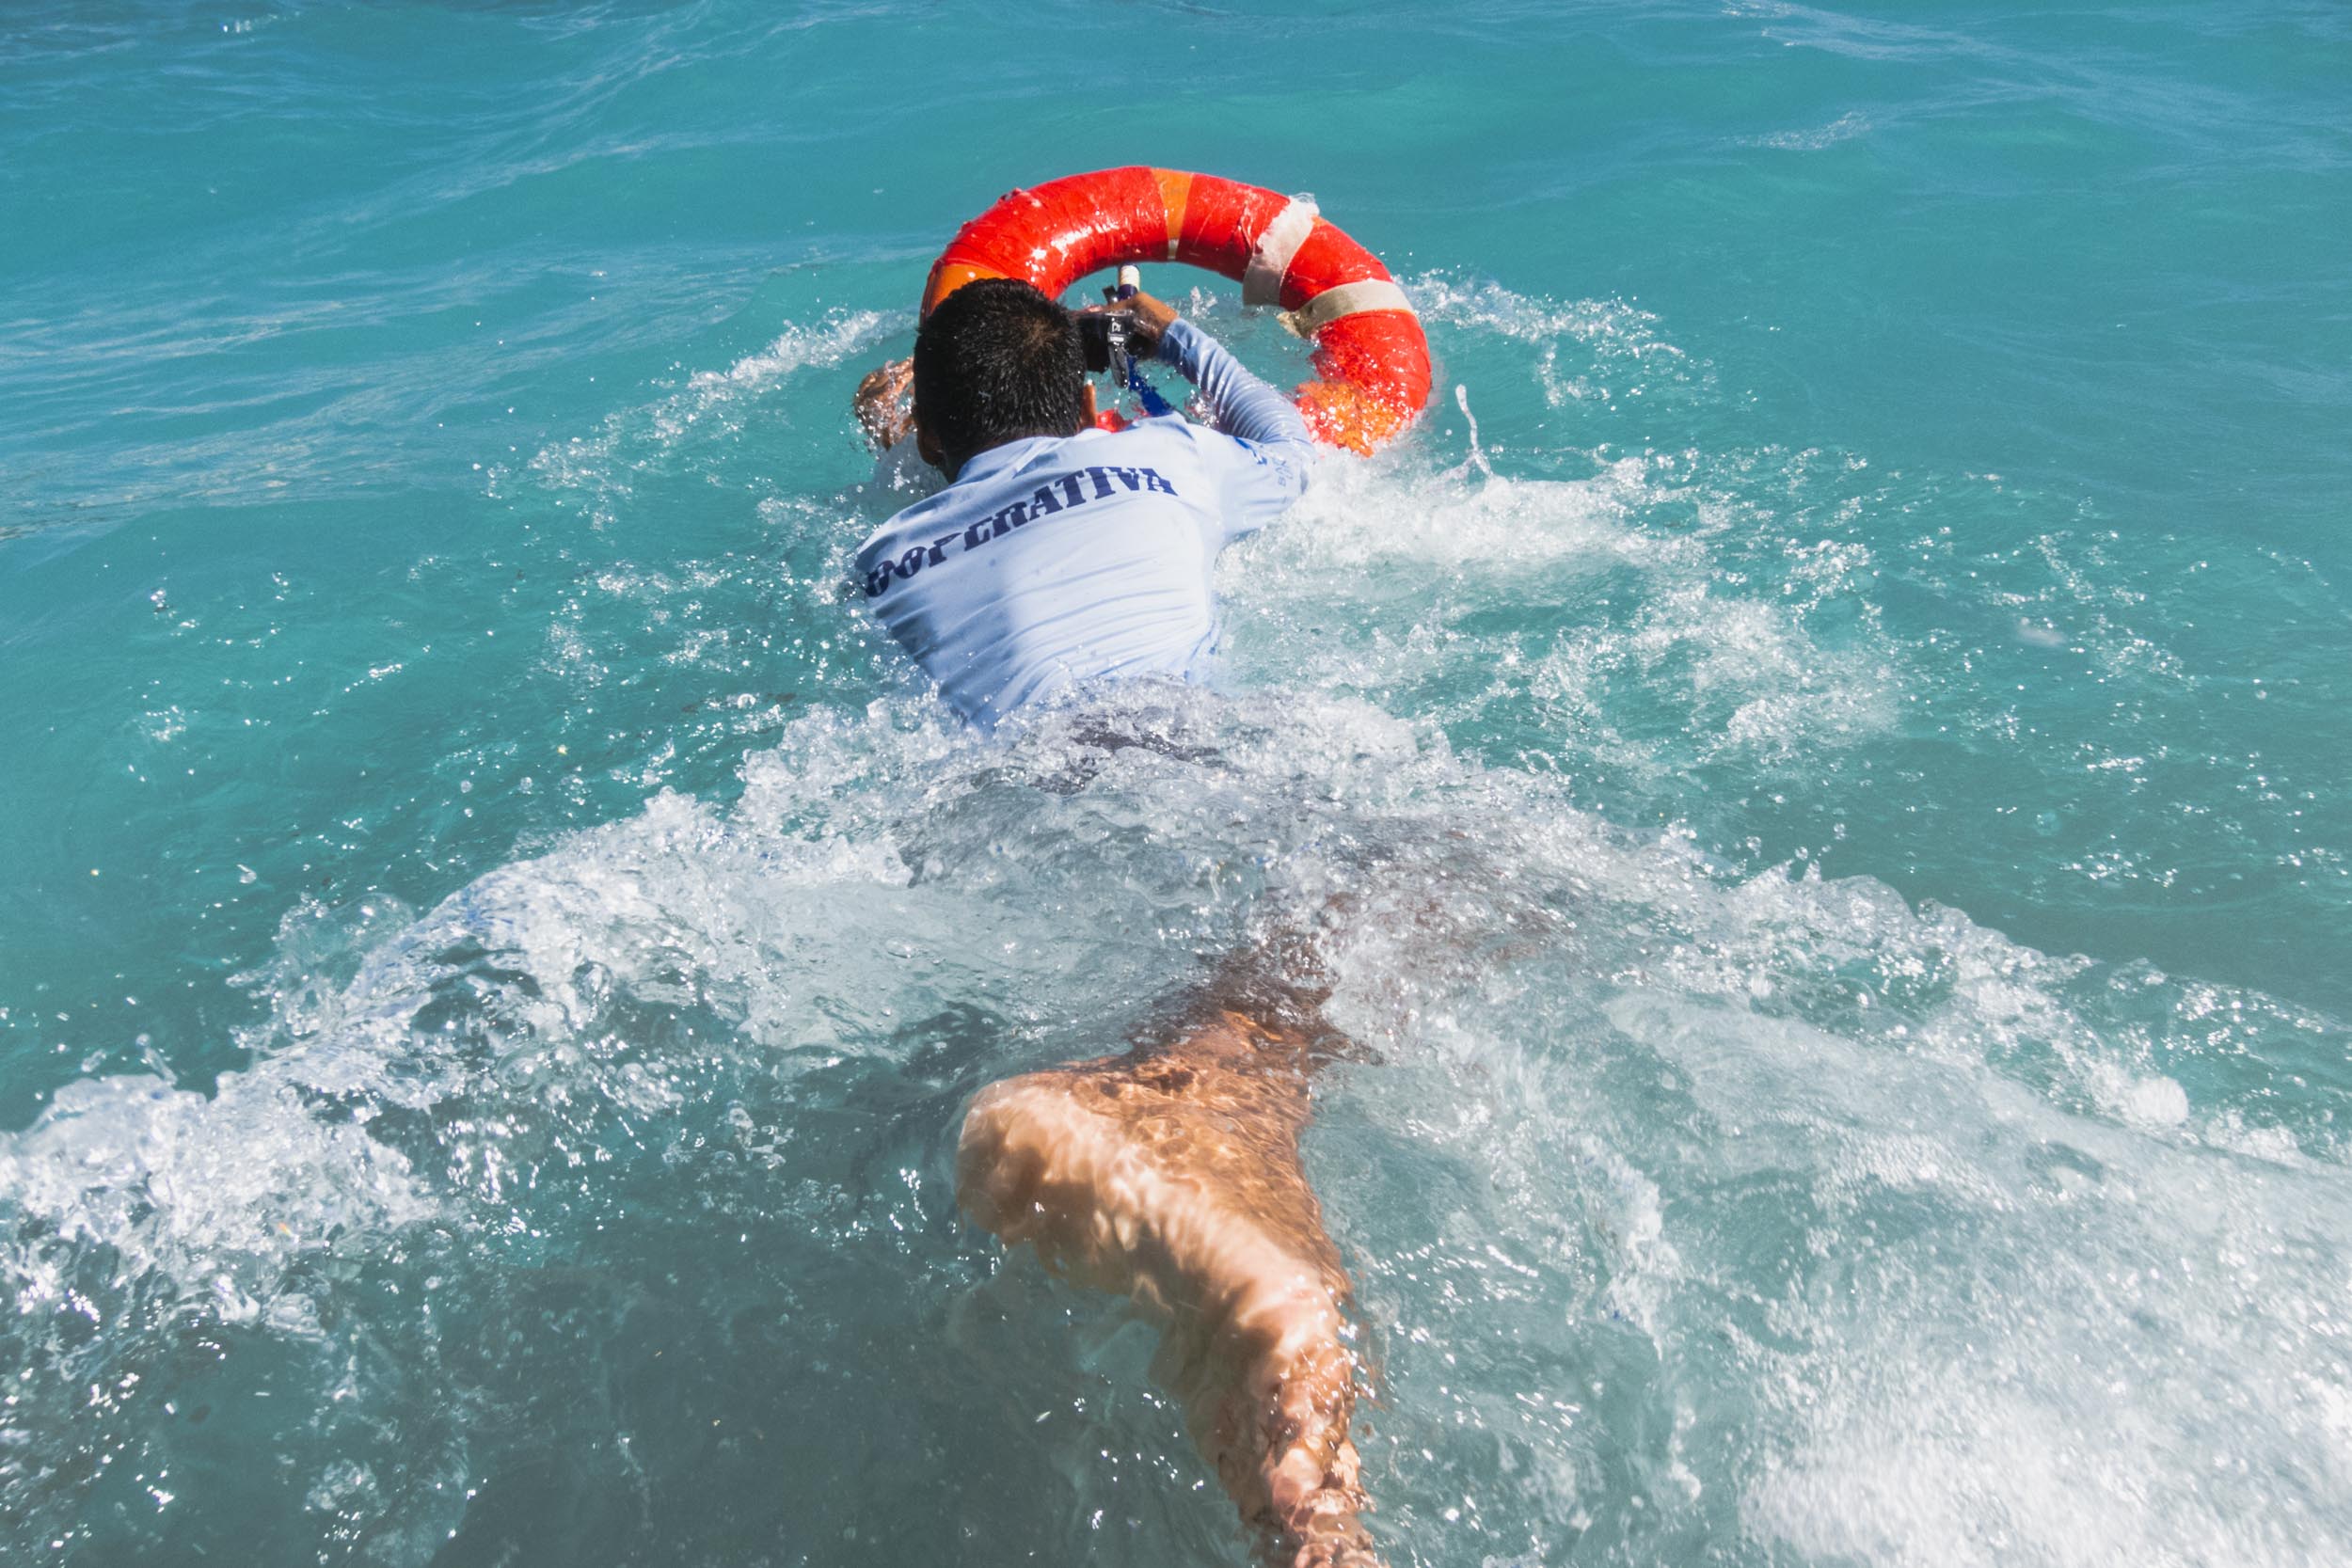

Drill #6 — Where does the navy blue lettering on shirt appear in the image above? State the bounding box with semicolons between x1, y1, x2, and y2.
864;466;1179;598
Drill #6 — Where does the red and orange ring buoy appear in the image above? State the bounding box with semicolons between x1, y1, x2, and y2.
920;166;1432;456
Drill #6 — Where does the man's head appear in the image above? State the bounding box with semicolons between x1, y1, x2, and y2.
913;277;1091;477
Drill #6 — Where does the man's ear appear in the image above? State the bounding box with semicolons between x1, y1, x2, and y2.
1081;383;1098;429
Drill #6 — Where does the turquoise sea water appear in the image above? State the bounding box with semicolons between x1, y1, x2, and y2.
5;2;2349;1562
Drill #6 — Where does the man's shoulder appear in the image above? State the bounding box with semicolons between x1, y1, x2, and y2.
858;483;960;561
858;423;1216;559
1107;411;1283;470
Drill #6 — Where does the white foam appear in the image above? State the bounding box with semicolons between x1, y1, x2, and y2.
0;1070;434;1310
523;308;894;518
1743;111;1875;151
1407;273;1685;367
1227;436;1899;765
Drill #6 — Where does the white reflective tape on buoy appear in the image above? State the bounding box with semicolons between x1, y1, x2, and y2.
1279;278;1417;338
1242;196;1320;307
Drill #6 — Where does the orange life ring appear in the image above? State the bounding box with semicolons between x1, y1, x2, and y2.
920;167;1431;455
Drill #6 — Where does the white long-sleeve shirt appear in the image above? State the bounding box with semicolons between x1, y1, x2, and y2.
852;321;1314;727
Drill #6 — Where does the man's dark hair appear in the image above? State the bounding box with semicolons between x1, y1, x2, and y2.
914;277;1089;473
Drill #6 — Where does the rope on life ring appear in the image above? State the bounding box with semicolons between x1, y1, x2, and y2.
919;166;1432;455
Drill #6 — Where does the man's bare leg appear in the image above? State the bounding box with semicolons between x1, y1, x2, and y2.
957;998;1379;1568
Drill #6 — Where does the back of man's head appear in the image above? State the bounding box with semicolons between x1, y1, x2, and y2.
914;278;1089;474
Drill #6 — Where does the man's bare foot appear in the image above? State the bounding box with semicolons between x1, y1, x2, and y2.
958;1015;1381;1567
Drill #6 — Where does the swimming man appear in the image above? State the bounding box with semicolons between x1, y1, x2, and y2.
851;277;1380;1567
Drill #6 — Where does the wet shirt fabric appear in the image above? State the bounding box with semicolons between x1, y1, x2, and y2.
854;320;1313;727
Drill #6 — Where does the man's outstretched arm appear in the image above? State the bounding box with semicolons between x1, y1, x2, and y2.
1152;318;1315;540
1154;321;1311;451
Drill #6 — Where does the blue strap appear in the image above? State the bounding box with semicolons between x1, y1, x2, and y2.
1125;359;1177;419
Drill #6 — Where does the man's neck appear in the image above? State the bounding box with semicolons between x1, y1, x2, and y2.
947;428;1081;483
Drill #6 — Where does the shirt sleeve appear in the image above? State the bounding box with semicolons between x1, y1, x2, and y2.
1154;319;1314;544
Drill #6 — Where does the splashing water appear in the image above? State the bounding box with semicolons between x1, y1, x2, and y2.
9;266;2349;1562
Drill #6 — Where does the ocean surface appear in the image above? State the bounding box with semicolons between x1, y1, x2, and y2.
4;3;2349;1563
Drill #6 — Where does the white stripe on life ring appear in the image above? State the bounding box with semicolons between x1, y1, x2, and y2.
1279;278;1417;338
1242;196;1320;307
